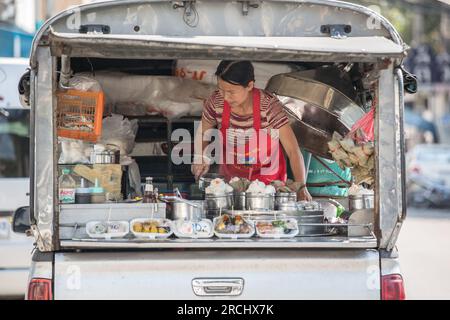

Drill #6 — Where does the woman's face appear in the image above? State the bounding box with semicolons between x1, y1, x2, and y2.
217;78;254;108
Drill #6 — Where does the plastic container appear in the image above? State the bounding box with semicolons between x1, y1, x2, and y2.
173;219;214;239
75;179;92;204
130;218;173;240
86;221;129;239
56;89;104;142
213;215;255;239
255;218;299;239
90;179;106;204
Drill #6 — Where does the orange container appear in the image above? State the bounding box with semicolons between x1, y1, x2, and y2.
56;89;104;142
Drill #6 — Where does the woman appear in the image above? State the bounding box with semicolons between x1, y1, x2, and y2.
191;61;312;201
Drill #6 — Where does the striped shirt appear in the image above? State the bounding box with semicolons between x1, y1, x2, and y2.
202;89;289;145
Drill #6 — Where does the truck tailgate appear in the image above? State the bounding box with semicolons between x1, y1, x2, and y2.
54;249;380;300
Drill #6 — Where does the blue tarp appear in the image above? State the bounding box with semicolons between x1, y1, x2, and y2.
0;22;33;58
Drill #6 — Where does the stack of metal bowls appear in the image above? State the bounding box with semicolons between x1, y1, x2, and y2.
204;192;234;219
245;193;275;211
275;192;297;210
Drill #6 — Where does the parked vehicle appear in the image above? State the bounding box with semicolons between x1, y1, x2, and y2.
0;58;33;297
406;144;450;208
15;0;412;300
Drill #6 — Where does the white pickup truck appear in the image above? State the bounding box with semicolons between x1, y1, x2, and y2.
14;0;413;300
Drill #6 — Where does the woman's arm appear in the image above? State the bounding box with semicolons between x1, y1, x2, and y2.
278;124;313;201
191;117;215;180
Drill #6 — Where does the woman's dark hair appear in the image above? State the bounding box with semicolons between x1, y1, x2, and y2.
215;60;255;87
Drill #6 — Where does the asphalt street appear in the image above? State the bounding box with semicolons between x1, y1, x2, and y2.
397;207;450;300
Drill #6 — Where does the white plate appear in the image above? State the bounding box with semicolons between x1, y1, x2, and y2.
173;219;214;239
130;218;173;240
0;218;11;240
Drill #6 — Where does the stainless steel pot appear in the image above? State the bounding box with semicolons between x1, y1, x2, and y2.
349;194;374;211
205;192;234;210
275;192;297;210
245;193;275;211
167;200;205;221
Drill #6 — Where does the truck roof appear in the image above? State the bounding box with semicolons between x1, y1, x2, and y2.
29;0;407;67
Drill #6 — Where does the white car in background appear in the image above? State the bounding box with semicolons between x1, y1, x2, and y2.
406;144;450;186
0;57;34;298
406;144;450;208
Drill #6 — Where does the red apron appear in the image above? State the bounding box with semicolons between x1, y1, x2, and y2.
219;89;287;184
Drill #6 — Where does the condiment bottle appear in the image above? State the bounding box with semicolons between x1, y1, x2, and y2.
75;178;92;204
143;177;156;203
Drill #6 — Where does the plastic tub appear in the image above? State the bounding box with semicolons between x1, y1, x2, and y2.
172;219;214;239
130;218;173;240
255;218;299;239
86;221;129;239
213;214;255;239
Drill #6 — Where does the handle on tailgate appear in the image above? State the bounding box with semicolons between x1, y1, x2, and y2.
192;278;244;297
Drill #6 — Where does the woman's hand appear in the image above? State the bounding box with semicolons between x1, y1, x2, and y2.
191;162;210;181
297;187;313;202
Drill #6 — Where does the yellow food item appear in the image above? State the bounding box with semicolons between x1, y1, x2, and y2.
150;226;158;233
158;228;167;234
133;223;143;233
143;224;152;233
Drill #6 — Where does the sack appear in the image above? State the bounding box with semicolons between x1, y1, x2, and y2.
175;60;295;89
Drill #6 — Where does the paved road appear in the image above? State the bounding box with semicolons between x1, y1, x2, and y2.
397;207;450;300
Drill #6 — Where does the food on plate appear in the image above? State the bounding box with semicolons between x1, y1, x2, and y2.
246;179;276;195
132;220;170;234
205;178;234;195
256;219;298;235
214;214;253;234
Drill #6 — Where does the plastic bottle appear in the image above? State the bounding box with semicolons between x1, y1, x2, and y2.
59;168;76;204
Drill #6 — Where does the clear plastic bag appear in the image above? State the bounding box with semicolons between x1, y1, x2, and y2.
58;138;93;164
99;114;138;158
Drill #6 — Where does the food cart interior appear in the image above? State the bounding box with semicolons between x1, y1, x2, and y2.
55;56;380;250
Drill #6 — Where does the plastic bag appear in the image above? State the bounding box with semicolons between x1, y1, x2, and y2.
78;72;216;120
58;138;93;164
349;107;375;143
67;75;102;92
175;60;296;89
99;114;138;158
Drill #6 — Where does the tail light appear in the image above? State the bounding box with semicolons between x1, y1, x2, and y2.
382;274;406;300
28;278;53;300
